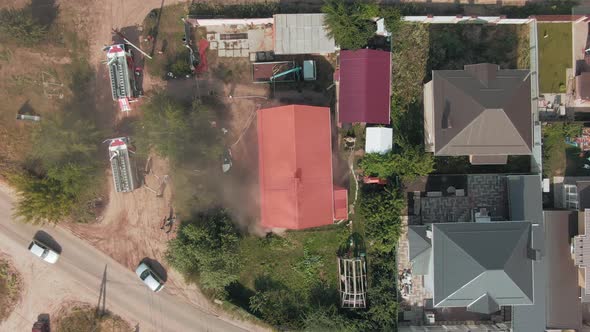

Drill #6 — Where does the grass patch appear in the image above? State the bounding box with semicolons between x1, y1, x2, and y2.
538;23;572;93
225;225;350;329
55;303;132;332
237;225;349;292
0;257;22;322
428;24;530;74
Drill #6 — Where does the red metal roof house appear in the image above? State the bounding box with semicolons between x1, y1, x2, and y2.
257;105;348;230
337;49;391;124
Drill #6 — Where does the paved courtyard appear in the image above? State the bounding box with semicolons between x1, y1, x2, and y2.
417;175;507;224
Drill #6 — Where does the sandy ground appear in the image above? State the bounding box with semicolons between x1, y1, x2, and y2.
0;182;256;332
0;183;106;331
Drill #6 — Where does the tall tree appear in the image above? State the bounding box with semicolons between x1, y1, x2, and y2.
166;209;241;293
360;147;434;182
134;93;222;167
322;0;377;50
10;108;103;224
0;6;46;45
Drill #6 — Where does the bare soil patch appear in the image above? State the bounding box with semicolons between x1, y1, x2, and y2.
0;253;23;322
54;302;133;332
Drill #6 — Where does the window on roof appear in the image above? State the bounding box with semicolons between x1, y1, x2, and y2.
565;184;579;209
442;100;452;129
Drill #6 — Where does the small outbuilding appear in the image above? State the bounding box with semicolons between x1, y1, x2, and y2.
337;49;391;124
365;127;393;154
273;14;336;55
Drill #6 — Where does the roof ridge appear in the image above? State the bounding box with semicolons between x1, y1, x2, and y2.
435;73;485;154
440;108;530;155
435;225;486;304
502;225;533;298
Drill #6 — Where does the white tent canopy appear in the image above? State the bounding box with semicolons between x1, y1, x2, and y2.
365;127;393;154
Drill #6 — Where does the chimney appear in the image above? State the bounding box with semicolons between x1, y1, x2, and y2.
527;248;541;261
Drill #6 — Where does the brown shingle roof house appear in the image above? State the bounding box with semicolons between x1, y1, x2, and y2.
423;63;532;165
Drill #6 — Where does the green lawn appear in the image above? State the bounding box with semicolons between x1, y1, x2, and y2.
226;225;350;327
538;23;572;93
236;225;349;292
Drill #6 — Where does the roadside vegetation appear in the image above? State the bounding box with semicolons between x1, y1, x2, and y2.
0;256;22;322
55;303;132;332
166;209;241;293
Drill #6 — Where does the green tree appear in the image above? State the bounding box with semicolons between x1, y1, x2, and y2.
360;147;434;182
322;0;377;50
169;58;192;77
166;210;241;293
135;93;222;167
10;171;74;224
381;7;402;34
135;93;224;213
9;162;99;224
249;275;307;329
0;6;46;45
31;114;102;167
363;252;398;328
10;108;103;224
303;307;359;332
357;185;403;329
358;185;404;254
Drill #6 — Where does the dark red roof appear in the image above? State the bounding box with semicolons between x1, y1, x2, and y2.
338;49;391;124
257;105;336;230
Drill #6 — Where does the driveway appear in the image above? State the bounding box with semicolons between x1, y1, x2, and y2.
0;186;250;332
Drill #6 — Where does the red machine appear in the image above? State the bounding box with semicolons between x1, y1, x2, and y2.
363;176;387;185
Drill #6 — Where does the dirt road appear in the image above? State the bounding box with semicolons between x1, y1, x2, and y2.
0;185;248;332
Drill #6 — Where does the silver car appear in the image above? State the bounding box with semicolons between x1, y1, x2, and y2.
28;240;59;264
135;262;164;292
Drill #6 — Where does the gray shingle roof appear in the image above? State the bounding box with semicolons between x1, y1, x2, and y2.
507;175;542;221
273;14;336;55
432;222;534;312
507;175;546;332
408;226;432;275
430;63;532;157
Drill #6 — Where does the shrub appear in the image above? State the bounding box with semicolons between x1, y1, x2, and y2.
0;6;46;45
166;209;241;294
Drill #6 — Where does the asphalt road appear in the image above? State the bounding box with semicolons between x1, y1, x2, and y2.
0;188;248;332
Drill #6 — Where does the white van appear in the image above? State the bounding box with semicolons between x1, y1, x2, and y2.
135;262;165;292
28;240;59;264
